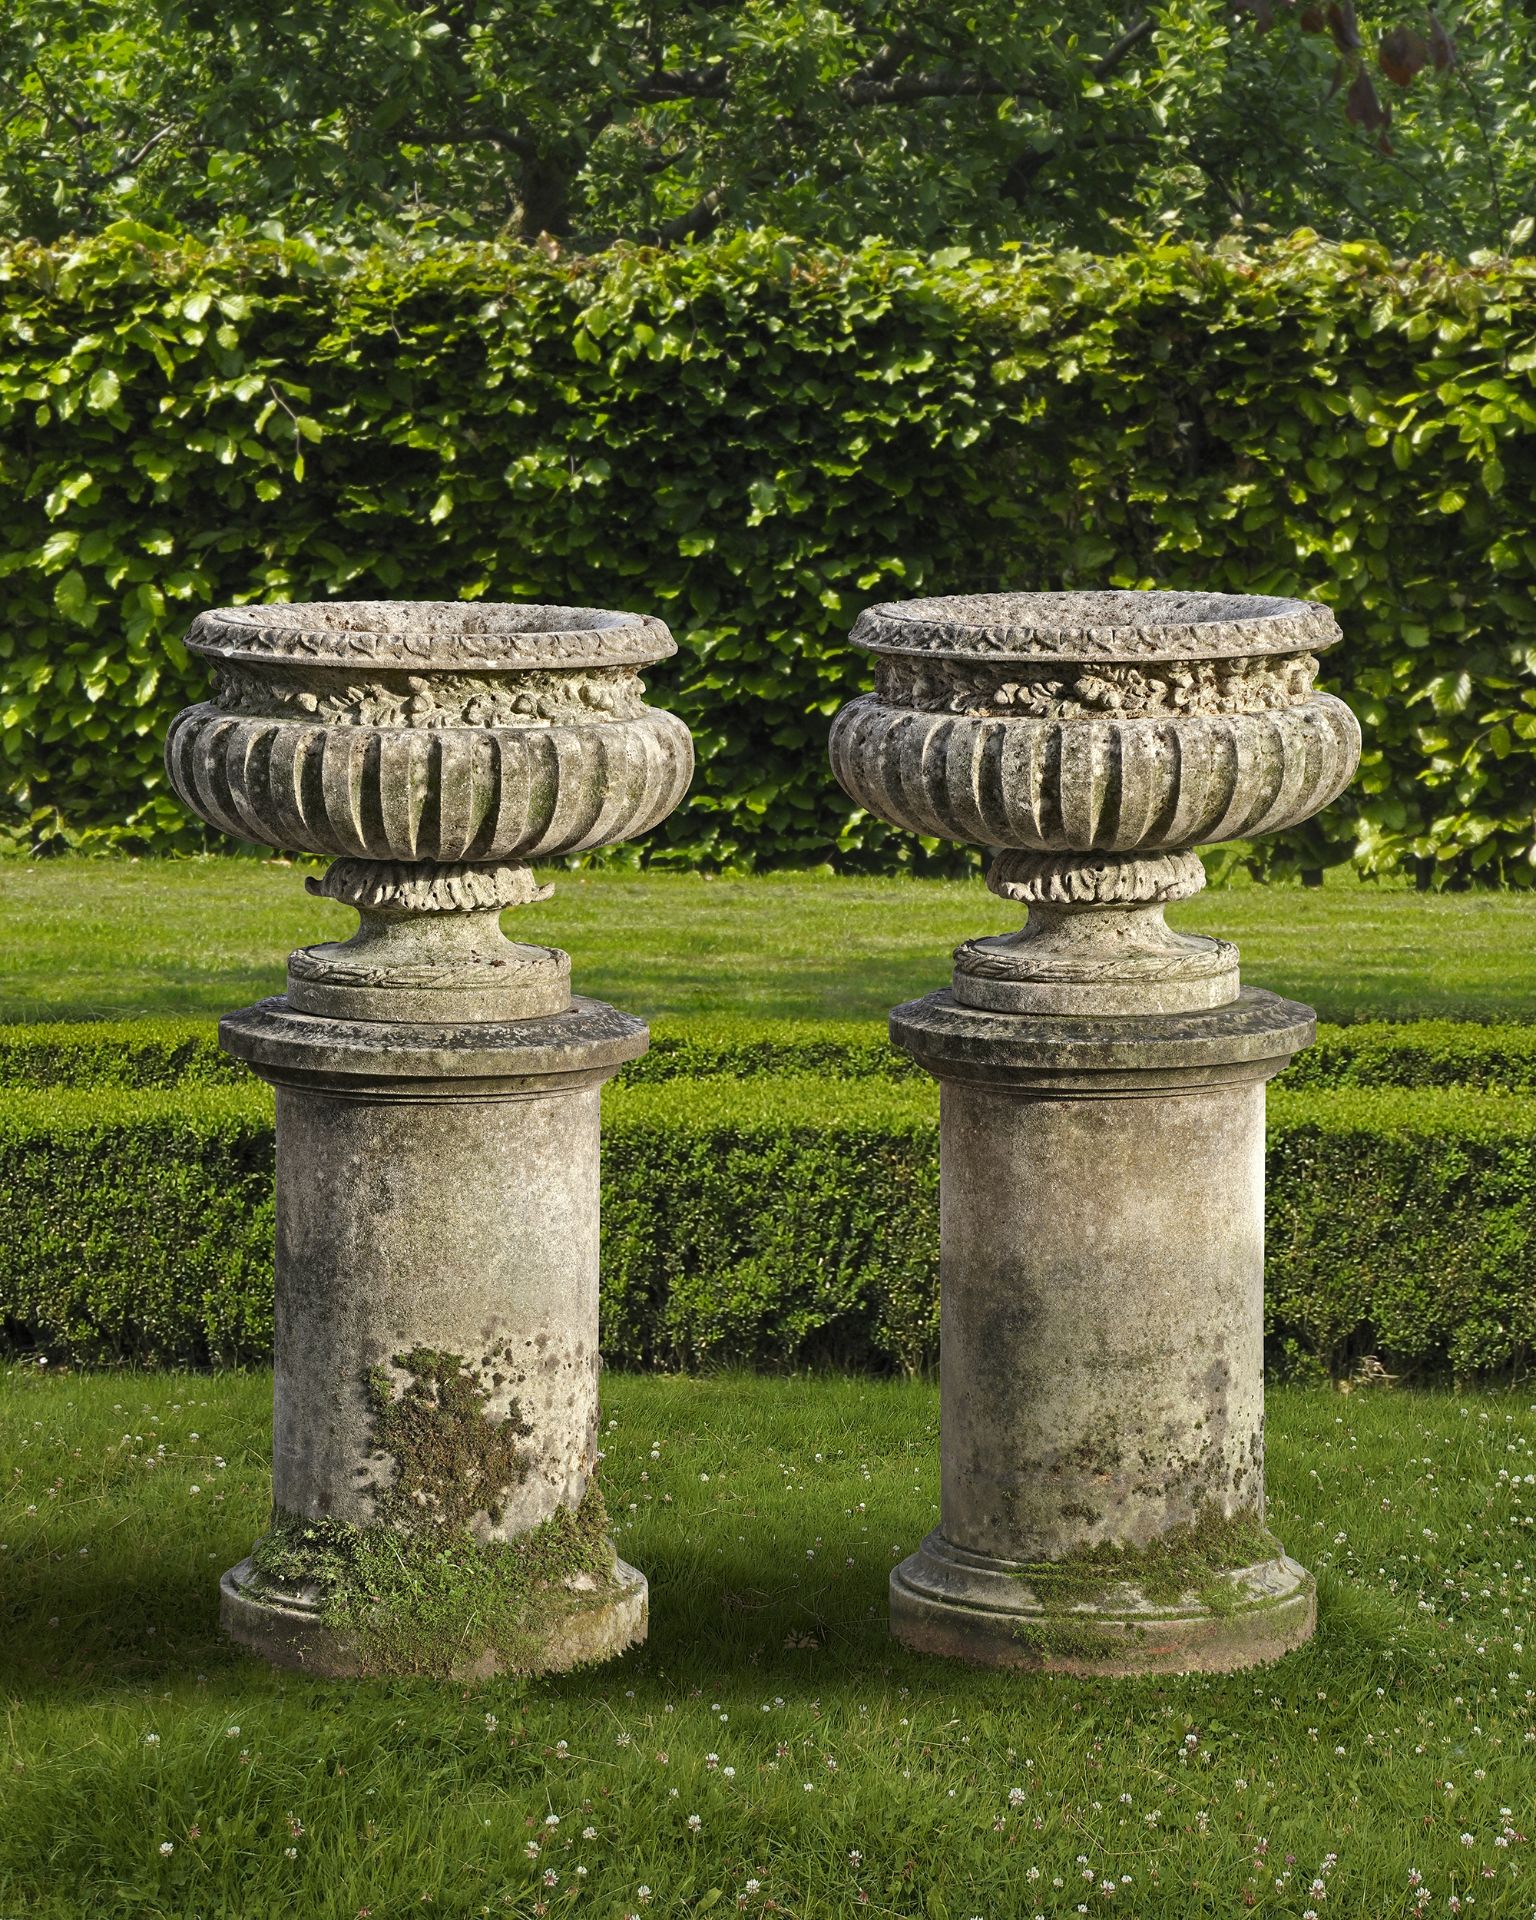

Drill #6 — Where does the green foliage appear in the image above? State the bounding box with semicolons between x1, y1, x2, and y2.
3;2;1533;259
2;1069;1531;1380
7;1012;1536;1089
3;227;1535;878
1265;1084;1536;1380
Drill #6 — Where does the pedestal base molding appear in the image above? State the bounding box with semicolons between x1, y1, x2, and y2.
220;1554;648;1680
890;1532;1315;1675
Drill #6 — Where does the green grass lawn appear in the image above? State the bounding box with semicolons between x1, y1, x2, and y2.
3;858;1535;1024
2;1369;1532;1919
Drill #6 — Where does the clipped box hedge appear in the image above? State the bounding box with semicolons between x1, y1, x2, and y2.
2;1070;1531;1383
7;1014;1536;1093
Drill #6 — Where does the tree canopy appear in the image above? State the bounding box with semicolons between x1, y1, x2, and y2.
2;2;1533;257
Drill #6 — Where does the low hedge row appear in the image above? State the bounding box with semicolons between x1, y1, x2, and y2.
5;1016;1536;1093
2;1077;1531;1383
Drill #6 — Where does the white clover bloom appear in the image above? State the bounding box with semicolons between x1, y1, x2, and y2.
159;1842;174;1856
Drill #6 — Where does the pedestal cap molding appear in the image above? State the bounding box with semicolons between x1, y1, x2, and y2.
220;995;648;1095
890;987;1314;1093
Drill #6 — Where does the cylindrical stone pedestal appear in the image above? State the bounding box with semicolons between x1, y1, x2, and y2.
887;991;1317;1674
217;999;650;1678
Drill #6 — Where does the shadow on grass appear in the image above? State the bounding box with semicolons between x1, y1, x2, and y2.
0;1527;1441;1717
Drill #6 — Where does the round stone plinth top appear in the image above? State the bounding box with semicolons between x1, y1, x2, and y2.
187;600;677;672
849;590;1341;662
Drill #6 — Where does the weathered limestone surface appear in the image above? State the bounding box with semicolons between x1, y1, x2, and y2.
830;591;1360;1674
165;600;692;1678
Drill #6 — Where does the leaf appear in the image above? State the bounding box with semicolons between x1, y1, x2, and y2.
53;570;92;625
86;367;121;412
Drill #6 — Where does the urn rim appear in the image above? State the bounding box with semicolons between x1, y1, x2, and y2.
187;599;677;672
850;590;1340;663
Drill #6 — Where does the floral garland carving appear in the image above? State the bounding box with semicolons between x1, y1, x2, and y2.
987;848;1206;907
874;652;1318;719
211;663;648;729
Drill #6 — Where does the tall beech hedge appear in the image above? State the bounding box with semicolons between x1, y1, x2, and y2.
3;225;1535;879
2;1076;1532;1382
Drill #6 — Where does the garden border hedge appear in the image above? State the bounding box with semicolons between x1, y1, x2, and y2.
6;1014;1536;1092
2;1073;1531;1383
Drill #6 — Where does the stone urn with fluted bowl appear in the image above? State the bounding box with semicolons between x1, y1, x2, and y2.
830;590;1359;1674
166;600;692;1678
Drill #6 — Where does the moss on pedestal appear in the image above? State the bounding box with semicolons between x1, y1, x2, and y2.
246;1482;621;1677
242;1346;623;1677
361;1343;533;1531
1006;1508;1285;1661
1017;1507;1280;1612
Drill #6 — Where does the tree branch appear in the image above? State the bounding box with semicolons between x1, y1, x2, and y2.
397;121;539;162
840;69;1027;107
629;63;730;103
651;183;726;243
1093;15;1155;81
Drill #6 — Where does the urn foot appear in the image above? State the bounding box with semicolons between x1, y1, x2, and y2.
890;1530;1315;1676
220;1551;648;1680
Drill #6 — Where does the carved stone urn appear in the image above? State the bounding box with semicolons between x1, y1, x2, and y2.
166;600;691;1678
830;590;1360;1674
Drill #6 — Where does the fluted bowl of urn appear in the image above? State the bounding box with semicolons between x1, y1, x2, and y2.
166;601;693;1020
829;590;1360;1014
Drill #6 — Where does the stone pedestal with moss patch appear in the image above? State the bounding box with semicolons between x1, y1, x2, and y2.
830;591;1361;1674
164;600;692;1677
